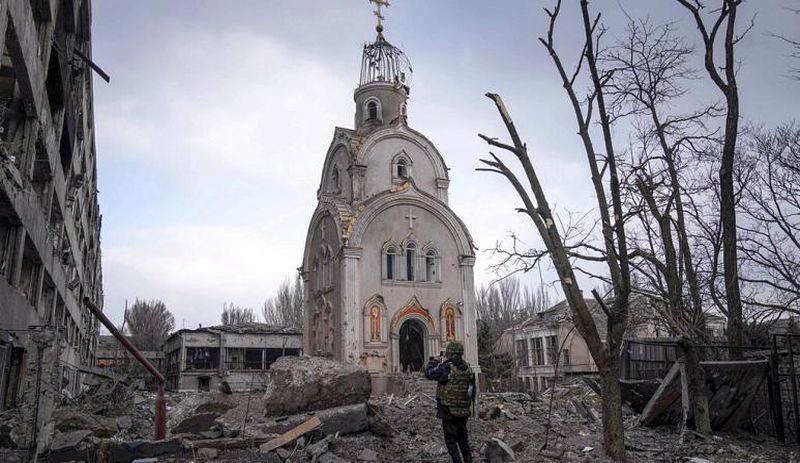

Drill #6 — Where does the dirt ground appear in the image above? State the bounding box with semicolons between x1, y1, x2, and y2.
40;375;800;462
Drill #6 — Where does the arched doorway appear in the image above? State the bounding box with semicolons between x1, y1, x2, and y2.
399;319;426;372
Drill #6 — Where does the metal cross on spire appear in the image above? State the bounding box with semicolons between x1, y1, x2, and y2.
369;0;391;33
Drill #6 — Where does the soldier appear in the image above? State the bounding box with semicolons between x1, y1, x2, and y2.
425;341;476;463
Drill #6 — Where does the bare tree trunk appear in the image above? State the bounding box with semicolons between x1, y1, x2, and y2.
676;0;745;353
679;339;711;434
598;357;626;461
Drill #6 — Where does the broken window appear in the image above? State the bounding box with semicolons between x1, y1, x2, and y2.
265;347;300;369
185;347;219;370
244;348;262;369
531;337;544;366
515;339;529;367
396;158;408;179
19;236;42;305
0;31;29;172
545;335;558;365
0;220;17;279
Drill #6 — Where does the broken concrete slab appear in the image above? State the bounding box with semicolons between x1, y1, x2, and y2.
357;448;379;461
45;430;93;461
484;437;516;462
116;415;133;430
196;447;219;460
318;452;350;463
264;356;371;415
52;408;118;438
98;437;189;462
640;359;769;430
171;412;219;434
254;403;369;437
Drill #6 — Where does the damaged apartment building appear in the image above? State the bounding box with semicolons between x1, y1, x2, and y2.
0;0;103;452
163;324;302;393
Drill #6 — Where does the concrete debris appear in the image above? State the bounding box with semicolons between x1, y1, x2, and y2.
2;367;789;462
100;436;189;462
483;437;516;462
195;446;219;460
264;356;372;415
116;415;133;430
357;447;379;461
52;408;118;438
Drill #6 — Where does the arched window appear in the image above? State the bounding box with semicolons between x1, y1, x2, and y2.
397;158;408;179
332;167;340;192
385;246;396;280
425;250;436;282
405;243;416;281
367;101;378;120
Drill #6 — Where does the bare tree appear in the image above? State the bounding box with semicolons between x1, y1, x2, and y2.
477;2;631;457
475;277;523;333
738;123;800;321
125;299;175;351
221;303;256;326
675;0;750;351
606;17;716;434
263;275;304;328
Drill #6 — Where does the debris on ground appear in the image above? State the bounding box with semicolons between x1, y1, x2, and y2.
264;356;372;415
5;356;795;462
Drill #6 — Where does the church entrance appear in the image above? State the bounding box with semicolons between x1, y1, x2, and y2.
399;319;426;372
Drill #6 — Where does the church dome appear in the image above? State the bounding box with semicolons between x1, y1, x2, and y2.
359;32;413;92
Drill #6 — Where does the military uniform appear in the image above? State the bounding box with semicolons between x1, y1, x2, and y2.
425;341;475;463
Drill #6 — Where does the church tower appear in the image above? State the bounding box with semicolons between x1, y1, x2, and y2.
301;4;479;381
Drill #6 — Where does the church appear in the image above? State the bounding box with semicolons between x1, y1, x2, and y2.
301;9;479;379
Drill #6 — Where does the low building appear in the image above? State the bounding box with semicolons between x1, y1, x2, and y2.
94;335;164;386
163;324;302;392
509;298;665;393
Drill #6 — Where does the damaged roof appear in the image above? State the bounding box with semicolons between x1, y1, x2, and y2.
166;323;302;340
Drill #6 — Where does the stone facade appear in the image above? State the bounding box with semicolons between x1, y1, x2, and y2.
162;324;302;392
0;0;103;453
302;29;479;377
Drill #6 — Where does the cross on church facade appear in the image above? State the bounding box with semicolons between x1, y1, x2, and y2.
405;208;417;229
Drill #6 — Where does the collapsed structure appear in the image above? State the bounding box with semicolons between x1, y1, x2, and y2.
163;324;302;392
301;10;479;388
0;0;103;453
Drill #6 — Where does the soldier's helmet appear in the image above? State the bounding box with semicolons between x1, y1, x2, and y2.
445;341;465;356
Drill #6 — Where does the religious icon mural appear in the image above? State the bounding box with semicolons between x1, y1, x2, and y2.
444;306;456;342
370;305;382;341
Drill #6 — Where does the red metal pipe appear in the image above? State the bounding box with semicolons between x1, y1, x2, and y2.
83;297;167;439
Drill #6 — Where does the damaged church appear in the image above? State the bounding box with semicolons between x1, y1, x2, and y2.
301;15;479;388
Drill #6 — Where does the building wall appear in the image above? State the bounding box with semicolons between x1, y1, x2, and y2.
163;329;302;392
0;0;103;451
512;323;599;392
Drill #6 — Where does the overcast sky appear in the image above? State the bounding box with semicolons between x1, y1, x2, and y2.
90;1;798;329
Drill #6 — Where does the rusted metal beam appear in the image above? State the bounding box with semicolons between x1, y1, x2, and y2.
82;297;166;439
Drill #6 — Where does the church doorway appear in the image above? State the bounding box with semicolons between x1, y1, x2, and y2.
399;319;426;372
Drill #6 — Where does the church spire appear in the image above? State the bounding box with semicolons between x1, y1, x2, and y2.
355;1;412;130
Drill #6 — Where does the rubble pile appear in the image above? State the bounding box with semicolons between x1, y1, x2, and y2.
17;358;800;462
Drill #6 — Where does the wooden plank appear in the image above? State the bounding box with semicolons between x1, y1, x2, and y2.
259;416;321;453
639;361;681;426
